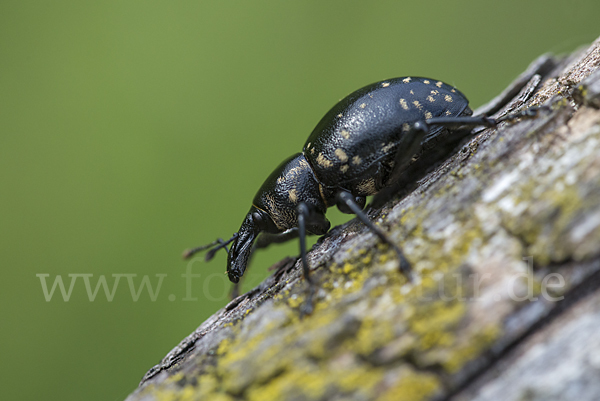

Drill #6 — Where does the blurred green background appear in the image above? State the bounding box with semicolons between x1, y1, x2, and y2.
0;1;597;400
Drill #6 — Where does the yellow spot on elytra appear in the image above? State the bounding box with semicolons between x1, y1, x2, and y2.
382;82;390;87
427;95;435;102
337;113;343;118
423;79;430;84
403;77;411;83
340;129;350;139
445;94;453;102
451;88;456;92
340;164;349;173
445;110;452;116
425;111;433;119
381;142;394;153
359;103;367;109
402;123;410;132
352;155;362;165
334;148;348;163
436;81;443;88
413;100;423;110
316;153;333;168
288;189;297;202
410;90;415;95
310;147;315;154
399;98;409;110
277;176;285;183
431;90;439;95
306;142;311;149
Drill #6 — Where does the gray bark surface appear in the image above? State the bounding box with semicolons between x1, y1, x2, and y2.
126;36;600;401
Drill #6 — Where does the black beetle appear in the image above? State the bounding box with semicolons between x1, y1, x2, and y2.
185;76;508;312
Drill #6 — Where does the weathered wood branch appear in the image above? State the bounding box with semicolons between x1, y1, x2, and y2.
126;36;600;401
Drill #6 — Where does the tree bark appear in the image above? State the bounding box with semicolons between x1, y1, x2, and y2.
126;36;600;401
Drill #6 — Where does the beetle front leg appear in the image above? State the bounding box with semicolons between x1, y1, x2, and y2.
296;203;330;315
297;203;315;315
254;229;299;250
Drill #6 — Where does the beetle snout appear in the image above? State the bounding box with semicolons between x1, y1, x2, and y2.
227;270;241;283
226;210;260;284
226;237;249;284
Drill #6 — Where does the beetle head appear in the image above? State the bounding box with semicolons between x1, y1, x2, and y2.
228;153;330;283
227;206;278;283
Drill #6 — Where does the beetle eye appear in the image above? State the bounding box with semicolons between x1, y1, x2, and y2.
251;210;279;233
252;211;266;229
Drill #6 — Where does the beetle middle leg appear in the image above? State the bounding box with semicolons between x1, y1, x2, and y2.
372;114;500;208
336;190;411;278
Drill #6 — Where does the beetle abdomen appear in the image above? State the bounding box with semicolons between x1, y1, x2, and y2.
303;77;471;194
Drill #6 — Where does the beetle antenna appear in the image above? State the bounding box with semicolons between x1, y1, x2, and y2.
182;233;238;260
205;234;238;261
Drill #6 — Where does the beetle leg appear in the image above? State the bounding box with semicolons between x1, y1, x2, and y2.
373;115;497;208
389;120;433;178
424;115;497;130
423;105;549;139
254;229;300;249
336;194;366;214
371;122;433;207
496;105;551;123
424;105;550;133
297;202;315;315
337;191;412;278
294;203;330;315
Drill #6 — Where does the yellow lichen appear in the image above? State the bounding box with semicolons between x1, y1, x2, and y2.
378;367;440;401
442;324;500;373
287;294;305;309
245;363;383;401
352;316;396;355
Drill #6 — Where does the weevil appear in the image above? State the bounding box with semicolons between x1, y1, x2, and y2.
184;76;533;313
